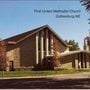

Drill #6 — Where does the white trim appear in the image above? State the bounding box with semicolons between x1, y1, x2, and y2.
46;29;49;56
50;33;54;55
75;54;78;69
61;50;90;57
36;33;39;64
41;31;44;61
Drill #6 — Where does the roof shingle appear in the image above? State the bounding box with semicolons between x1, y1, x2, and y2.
4;25;67;47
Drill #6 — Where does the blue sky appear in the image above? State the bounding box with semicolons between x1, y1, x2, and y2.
0;1;90;49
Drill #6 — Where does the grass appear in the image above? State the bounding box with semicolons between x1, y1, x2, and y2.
0;68;90;77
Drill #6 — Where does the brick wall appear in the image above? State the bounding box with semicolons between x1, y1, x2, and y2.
6;34;36;68
60;54;75;69
53;35;67;53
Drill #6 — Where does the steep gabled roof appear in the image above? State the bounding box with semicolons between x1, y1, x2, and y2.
4;25;67;47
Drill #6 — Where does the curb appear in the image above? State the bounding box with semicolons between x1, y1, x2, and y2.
0;72;90;80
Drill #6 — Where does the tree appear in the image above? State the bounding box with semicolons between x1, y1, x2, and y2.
80;0;90;38
80;0;90;11
41;37;61;70
0;40;6;71
52;37;61;68
65;40;80;51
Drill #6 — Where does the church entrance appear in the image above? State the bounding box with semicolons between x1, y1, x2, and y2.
9;61;14;71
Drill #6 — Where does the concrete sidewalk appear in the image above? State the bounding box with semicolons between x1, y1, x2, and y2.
0;72;90;80
50;72;90;80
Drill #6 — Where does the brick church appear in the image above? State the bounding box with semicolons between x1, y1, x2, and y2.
1;25;90;70
4;25;68;70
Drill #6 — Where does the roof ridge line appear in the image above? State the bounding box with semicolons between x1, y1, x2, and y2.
17;25;47;43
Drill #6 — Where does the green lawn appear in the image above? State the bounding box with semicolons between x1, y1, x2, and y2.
0;68;90;77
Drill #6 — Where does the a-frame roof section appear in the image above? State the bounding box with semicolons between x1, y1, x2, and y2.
4;25;67;47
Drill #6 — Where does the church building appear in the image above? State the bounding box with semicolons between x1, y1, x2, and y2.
61;35;90;69
4;25;68;70
2;25;90;70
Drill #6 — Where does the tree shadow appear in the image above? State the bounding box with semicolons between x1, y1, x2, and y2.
0;78;90;89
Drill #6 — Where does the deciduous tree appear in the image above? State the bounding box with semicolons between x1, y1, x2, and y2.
80;0;90;11
0;40;6;71
65;40;80;51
